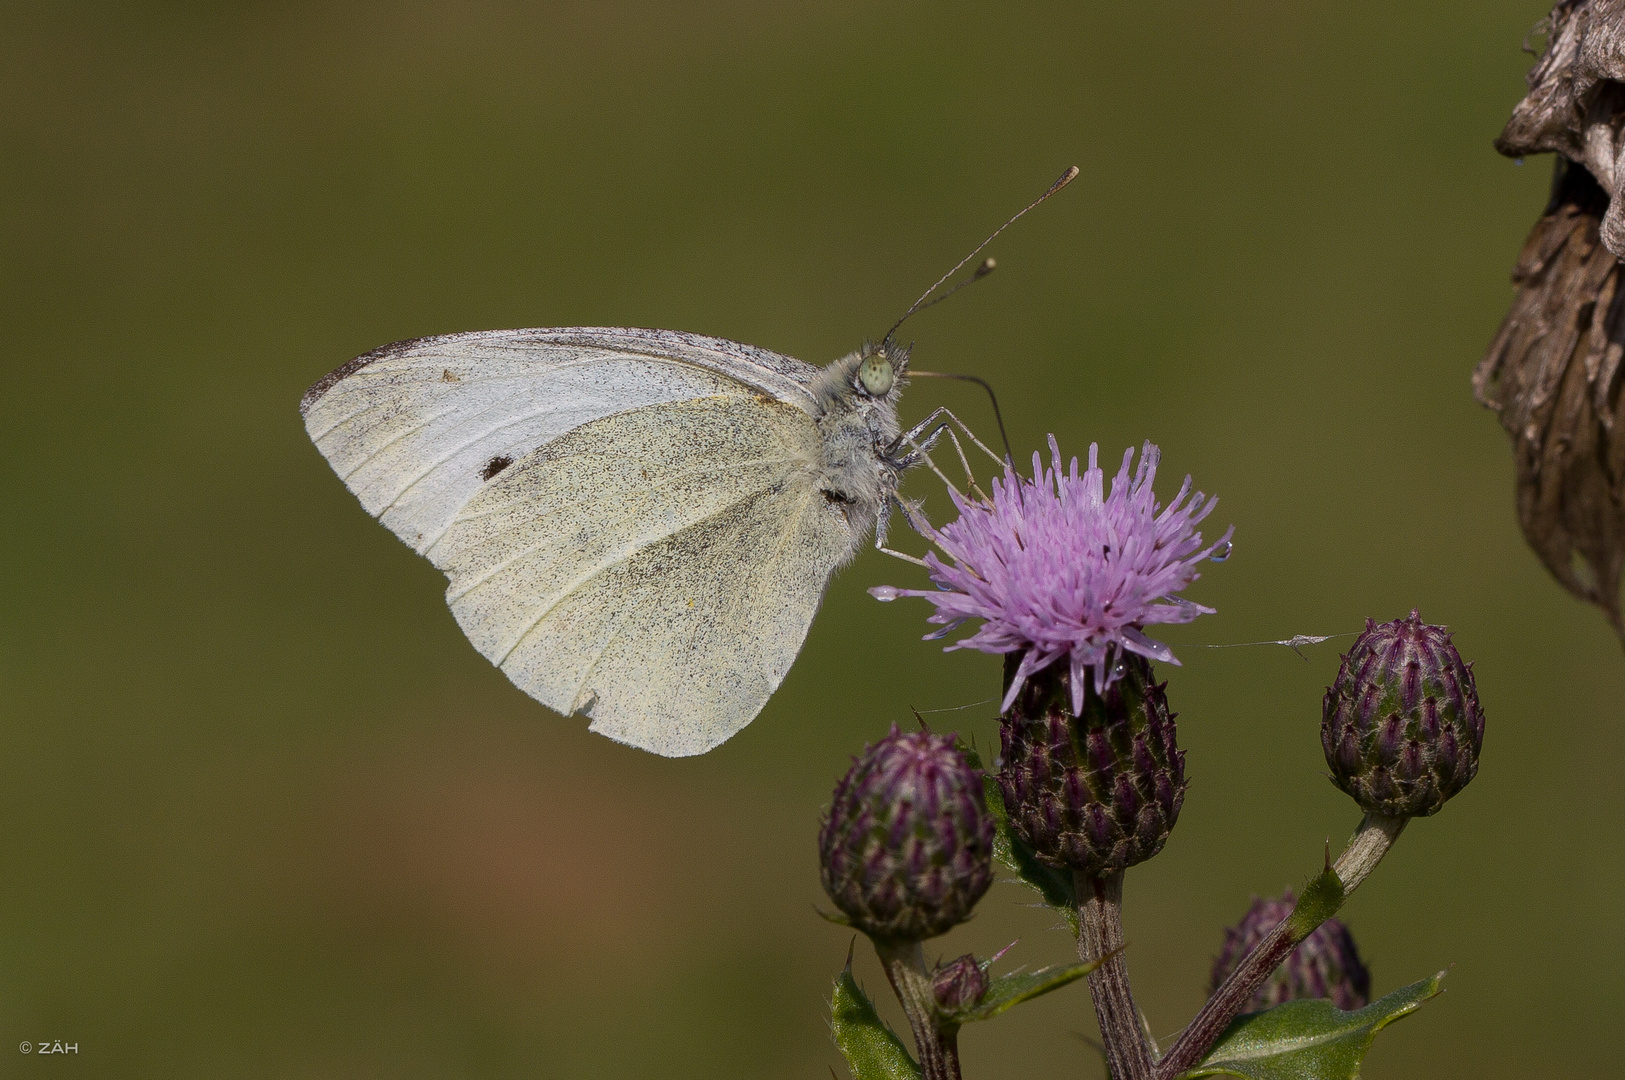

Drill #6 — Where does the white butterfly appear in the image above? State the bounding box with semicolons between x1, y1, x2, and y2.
302;327;927;756
301;168;1075;757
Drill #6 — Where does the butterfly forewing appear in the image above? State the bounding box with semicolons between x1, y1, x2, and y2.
301;328;820;554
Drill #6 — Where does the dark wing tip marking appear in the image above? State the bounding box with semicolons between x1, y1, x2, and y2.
481;454;514;481
298;335;443;418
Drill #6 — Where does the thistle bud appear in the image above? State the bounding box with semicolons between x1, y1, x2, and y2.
819;725;994;942
998;652;1186;877
1209;891;1371;1012
931;953;989;1012
1322;611;1485;818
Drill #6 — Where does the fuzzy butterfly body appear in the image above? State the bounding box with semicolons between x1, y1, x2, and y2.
302;327;909;756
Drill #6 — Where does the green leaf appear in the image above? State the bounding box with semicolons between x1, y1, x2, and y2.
831;959;922;1080
960;743;1079;935
948;960;1101;1025
1179;972;1447;1080
1284;867;1346;940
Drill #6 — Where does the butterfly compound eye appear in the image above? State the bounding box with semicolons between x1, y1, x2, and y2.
858;354;895;397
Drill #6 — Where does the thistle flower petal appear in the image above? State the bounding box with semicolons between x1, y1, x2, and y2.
878;437;1231;713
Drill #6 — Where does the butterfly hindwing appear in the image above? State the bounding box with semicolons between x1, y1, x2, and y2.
432;394;860;756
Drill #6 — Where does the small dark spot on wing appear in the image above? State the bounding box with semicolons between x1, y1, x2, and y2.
482;455;514;481
441;368;460;382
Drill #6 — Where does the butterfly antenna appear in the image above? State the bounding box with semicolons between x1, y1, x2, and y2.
907;371;1013;461
882;165;1079;349
913;256;997;313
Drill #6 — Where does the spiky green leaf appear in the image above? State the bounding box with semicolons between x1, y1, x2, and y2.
831;962;922;1080
1284;868;1345;941
947;960;1101;1025
1179;972;1446;1080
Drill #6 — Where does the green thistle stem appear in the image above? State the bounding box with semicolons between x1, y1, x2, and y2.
1333;812;1407;891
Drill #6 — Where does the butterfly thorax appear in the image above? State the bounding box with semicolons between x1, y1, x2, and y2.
809;344;908;543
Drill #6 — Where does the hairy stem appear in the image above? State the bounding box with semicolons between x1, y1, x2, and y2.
1332;812;1407;891
872;938;958;1080
940;1028;963;1080
1155;812;1409;1078
1075;870;1156;1080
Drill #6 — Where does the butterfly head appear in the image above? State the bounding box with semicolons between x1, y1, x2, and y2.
853;340;909;400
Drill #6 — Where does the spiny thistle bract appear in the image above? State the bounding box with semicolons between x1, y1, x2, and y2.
1209;890;1371;1012
998;652;1185;876
819;725;994;942
1321;610;1485;818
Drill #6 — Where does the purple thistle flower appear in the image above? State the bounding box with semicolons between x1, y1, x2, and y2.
873;436;1233;714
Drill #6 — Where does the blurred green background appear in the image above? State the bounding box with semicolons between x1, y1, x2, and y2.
2;1;1620;1076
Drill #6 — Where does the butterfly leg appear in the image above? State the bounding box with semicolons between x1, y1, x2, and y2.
877;408;1004;556
934;426;993;503
894;413;997;502
892;407;1005;466
894;423;966;496
873;496;931;564
877;428;983;561
892;406;952;452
